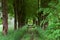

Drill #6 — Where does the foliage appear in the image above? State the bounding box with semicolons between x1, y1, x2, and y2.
0;0;60;40
0;25;28;40
0;19;2;24
14;25;28;40
8;0;14;16
24;0;38;18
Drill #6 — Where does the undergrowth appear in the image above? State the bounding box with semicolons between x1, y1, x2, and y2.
0;25;60;40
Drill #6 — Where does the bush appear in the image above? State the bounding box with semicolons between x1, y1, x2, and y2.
14;25;28;40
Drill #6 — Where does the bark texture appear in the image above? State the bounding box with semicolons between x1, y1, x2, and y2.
2;0;8;35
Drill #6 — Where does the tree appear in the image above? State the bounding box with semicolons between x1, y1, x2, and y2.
13;0;18;30
37;0;50;28
13;0;38;29
13;0;26;29
2;0;8;35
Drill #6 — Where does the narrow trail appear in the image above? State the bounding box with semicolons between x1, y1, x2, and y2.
20;32;40;40
20;25;40;40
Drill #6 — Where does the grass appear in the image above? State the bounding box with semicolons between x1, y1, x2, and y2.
0;24;14;40
0;30;14;40
0;25;28;40
0;25;41;40
1;25;58;40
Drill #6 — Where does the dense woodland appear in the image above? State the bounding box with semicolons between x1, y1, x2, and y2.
0;0;60;40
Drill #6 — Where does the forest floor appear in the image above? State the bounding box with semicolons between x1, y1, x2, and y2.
20;33;40;40
0;25;41;40
0;24;14;40
20;25;40;40
0;30;40;40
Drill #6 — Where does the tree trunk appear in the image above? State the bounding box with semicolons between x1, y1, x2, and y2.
14;9;17;30
17;1;22;28
17;0;26;28
13;0;18;30
13;0;26;28
33;18;36;24
2;0;8;35
18;12;21;28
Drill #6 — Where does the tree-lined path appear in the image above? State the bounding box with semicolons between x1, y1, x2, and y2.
0;0;60;40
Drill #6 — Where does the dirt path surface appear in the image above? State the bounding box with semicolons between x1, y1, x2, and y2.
20;26;40;40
